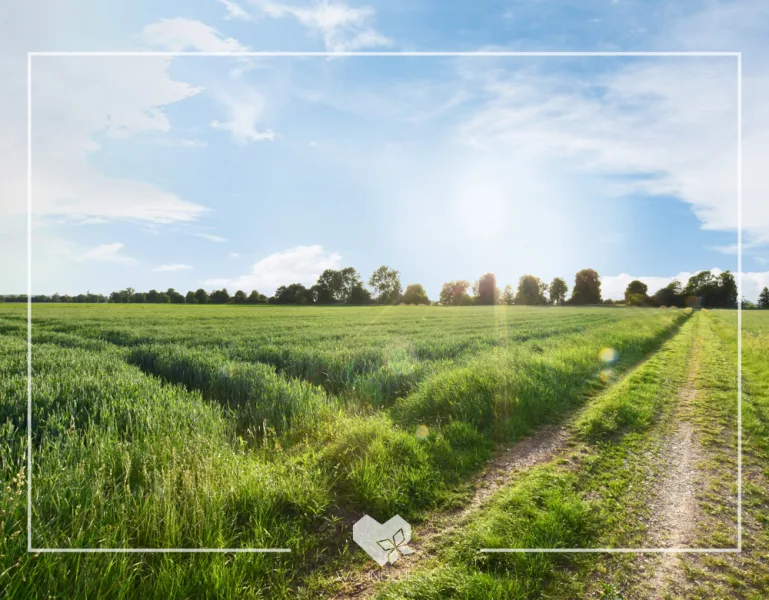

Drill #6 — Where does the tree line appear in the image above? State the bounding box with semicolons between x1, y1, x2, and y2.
2;266;759;309
620;271;742;309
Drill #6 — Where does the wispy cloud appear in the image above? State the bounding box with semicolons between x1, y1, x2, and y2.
218;0;252;21
74;243;136;265
251;0;392;52
194;233;228;243
153;263;193;272
204;244;341;294
228;252;241;259
457;58;743;242
76;217;110;225
210;88;275;143
140;18;248;51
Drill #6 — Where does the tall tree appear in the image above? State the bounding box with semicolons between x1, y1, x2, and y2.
314;267;363;304
272;283;313;304
185;290;197;304
209;288;231;304
347;283;372;305
515;275;548;305
368;266;402;304
717;271;738;308
312;274;336;304
402;283;430;305
246;290;267;304
501;284;515;305
652;280;684;307
339;267;363;303
194;288;209;305
439;280;471;306
759;287;769;309
624;280;649;305
569;269;602;305
549;277;568;305
167;288;185;304
233;290;248;304
474;273;500;305
684;271;716;305
684;270;737;308
624;280;648;300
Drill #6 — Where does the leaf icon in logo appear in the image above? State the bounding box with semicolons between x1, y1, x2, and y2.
353;516;414;566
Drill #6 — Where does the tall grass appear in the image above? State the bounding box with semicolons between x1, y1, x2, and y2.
0;304;694;598
1;336;335;597
127;344;337;442
396;309;691;441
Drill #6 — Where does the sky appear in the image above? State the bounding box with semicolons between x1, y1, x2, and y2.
1;0;768;301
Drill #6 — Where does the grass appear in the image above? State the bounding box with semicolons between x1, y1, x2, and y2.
674;310;769;598
127;343;338;442
371;312;702;599
0;304;692;598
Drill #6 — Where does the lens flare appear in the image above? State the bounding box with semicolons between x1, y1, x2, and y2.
598;347;618;364
599;368;615;383
415;425;429;440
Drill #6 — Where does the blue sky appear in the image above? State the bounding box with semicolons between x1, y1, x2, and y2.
1;0;768;300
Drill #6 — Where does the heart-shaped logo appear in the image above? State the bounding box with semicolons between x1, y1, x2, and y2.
352;514;414;566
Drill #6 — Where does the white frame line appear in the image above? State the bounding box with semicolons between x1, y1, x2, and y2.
736;51;743;552
29;51;740;57
481;548;742;554
27;50;742;555
30;548;291;554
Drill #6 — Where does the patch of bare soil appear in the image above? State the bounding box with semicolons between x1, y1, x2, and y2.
637;377;702;598
328;425;571;599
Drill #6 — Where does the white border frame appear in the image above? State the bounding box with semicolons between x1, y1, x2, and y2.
27;50;742;555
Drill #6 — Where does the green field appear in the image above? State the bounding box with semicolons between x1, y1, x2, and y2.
1;304;765;599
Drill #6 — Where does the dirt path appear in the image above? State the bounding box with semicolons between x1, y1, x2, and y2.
328;327;692;600
637;345;702;598
328;425;572;599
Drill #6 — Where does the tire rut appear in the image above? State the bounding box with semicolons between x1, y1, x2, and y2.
328;425;572;599
327;319;694;600
635;339;703;598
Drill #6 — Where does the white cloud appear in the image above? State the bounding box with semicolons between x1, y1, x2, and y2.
194;233;228;242
140;18;248;52
458;58;743;242
17;56;208;224
204;244;341;294
153;263;193;272
228;252;241;259
210;88;275;143
74;243;136;265
219;0;253;21
653;1;769;247
252;0;392;52
600;271;695;301
743;271;769;301
77;217;110;225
